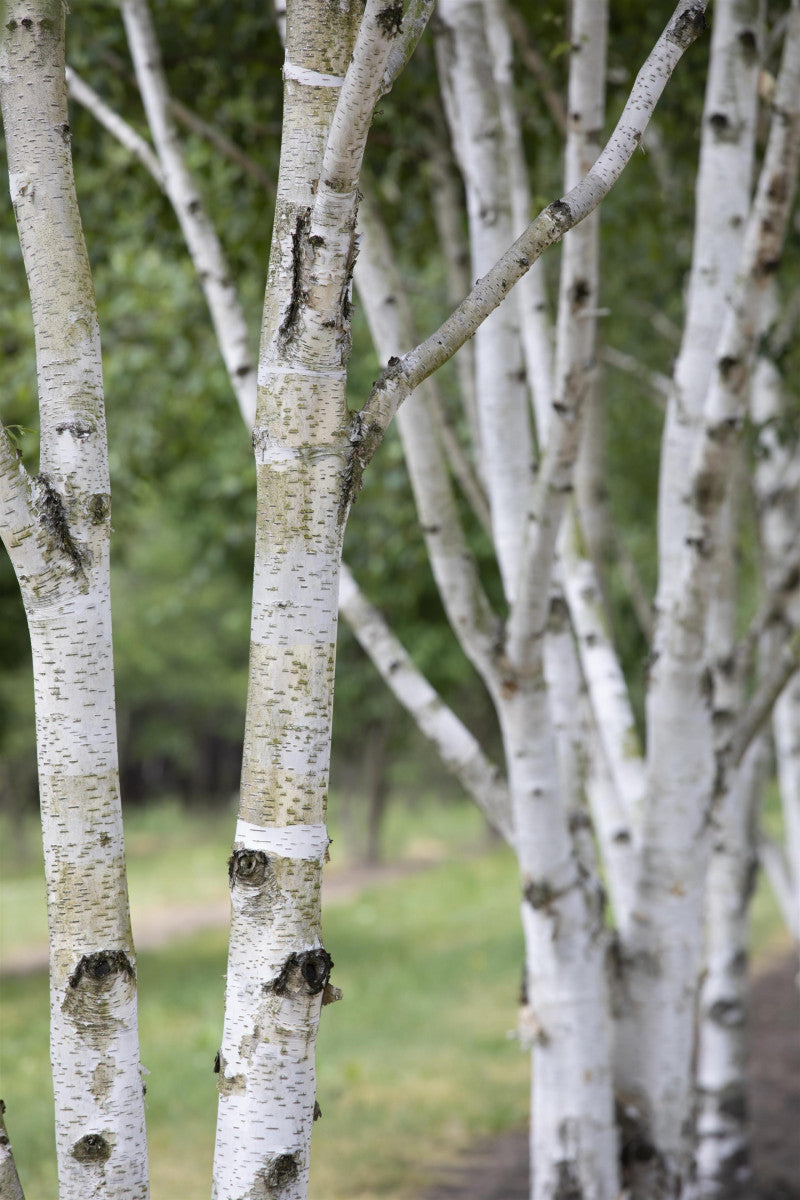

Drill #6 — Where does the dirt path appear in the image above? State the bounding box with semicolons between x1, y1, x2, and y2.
0;857;434;977
422;954;800;1200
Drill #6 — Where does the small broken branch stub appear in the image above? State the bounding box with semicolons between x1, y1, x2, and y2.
266;948;333;997
228;847;271;888
68;949;135;989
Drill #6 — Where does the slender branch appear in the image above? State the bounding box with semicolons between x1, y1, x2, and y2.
381;0;436;95
121;0;257;427
503;6;568;136
167;94;274;193
316;0;405;206
339;564;513;843
730;631;800;768
601;344;671;404
360;0;708;456
65;66;164;184
427;392;492;535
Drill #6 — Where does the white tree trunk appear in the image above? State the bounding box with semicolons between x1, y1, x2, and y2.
0;4;148;1196
656;0;759;614
211;2;406;1193
616;12;800;1195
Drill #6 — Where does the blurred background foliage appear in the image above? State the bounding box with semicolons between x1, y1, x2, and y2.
0;0;797;859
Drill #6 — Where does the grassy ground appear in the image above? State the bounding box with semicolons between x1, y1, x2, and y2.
0;797;790;1199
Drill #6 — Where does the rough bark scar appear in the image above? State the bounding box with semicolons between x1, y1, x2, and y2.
547;198;573;235
277;209;311;346
667;4;707;49
376;3;403;37
228;847;271;888
68;949;135;989
263;1152;300;1190
266;948;333;997
336;220;361;361
71;1132;111;1163
34;473;85;572
339;410;366;522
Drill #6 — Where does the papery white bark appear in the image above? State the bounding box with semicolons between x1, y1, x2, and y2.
693;741;766;1199
212;1;406;1191
617;12;800;1194
0;4;148;1196
656;0;760;616
435;0;531;602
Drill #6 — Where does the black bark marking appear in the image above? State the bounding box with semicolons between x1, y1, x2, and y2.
339;409;372;522
376;3;403;36
313;1099;322;1121
554;1160;584;1200
68;950;135;989
265;1152;299;1190
54;421;92;440
336;223;361;361
265;948;333;997
71;1132;111;1163
667;4;706;49
524;878;574;911
547;198;573;235
277;209;311;346
569;278;590;309
213;1050;221;1073
228;848;272;888
707;997;745;1028
738;28;758;64
34;474;85;572
88;493;110;525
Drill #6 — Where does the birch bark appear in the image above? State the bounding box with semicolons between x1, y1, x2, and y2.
211;2;406;1193
656;0;760;617
752;305;800;944
616;12;800;1195
0;4;148;1196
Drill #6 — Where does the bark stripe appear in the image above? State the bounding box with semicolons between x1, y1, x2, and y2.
235;819;330;860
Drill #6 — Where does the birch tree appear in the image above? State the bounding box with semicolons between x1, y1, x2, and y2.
7;2;800;1200
0;3;148;1197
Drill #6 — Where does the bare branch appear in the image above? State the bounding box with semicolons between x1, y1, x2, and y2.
66;66;164;184
121;0;257;426
730;632;800;768
601;345;671;404
361;0;709;453
339;564;513;844
503;6;567;136
381;0;436;95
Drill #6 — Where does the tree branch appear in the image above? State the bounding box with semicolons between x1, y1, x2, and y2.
339;564;513;844
121;0;257;426
360;0;708;456
380;0;436;95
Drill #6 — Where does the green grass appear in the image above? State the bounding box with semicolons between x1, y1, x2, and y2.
1;843;526;1200
0;797;790;1199
0;794;491;961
